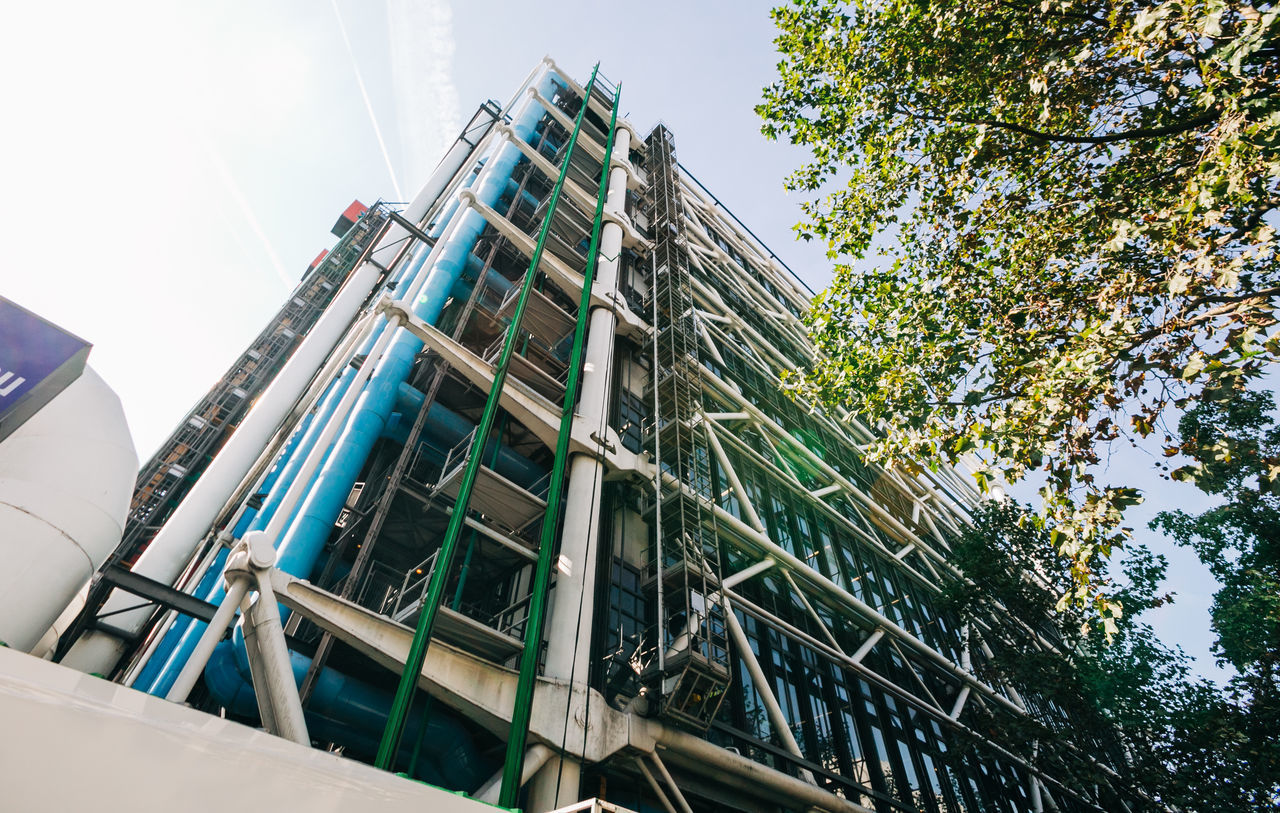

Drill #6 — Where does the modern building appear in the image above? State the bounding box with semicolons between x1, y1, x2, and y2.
40;60;1132;813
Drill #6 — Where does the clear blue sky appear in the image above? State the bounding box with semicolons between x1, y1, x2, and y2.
0;0;1228;683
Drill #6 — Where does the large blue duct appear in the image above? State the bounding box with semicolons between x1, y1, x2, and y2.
141;75;564;769
203;627;495;790
138;396;545;698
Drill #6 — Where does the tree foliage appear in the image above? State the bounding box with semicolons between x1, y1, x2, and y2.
946;501;1276;810
759;0;1280;619
1151;392;1280;804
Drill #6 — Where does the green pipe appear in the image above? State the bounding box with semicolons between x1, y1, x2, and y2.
406;692;433;778
375;64;602;772
451;528;478;611
453;414;502;609
498;83;621;809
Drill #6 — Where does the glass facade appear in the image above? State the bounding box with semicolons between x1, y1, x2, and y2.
590;125;1124;812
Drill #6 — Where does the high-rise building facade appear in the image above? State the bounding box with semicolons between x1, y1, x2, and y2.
55;61;1130;813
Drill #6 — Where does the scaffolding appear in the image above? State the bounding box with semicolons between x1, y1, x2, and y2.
639;125;731;731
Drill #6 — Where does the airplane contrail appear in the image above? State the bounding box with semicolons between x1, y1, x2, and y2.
331;0;404;201
387;0;462;193
201;138;294;289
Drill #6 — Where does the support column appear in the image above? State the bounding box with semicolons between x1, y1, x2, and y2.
526;126;632;813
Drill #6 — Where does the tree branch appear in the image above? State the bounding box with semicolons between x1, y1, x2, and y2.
898;105;1222;144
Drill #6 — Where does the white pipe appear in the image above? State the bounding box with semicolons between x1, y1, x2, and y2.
635;757;679;813
723;599;816;784
649;752;694;813
474;744;552;804
528;123;632;813
245;564;309;745
166;575;251;703
703;420;767;533
721;558;775;590
851;629;884;664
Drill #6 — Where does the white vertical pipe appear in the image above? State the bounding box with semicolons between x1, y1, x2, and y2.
246;569;309;745
527;125;632;813
165;575;251;703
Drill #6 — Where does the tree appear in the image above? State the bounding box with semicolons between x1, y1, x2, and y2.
758;0;1280;620
945;501;1276;811
1151;392;1280;806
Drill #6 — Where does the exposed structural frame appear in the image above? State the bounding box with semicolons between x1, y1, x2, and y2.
58;57;1141;813
499;78;621;810
375;62;605;774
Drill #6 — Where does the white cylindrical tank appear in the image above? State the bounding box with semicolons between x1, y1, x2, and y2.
0;366;136;653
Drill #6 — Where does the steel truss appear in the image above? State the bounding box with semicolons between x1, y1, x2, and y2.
599;156;1135;811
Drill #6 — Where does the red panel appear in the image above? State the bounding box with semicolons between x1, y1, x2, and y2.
342;200;368;221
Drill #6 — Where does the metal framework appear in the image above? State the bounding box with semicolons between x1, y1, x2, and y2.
120;207;389;565
66;60;1141;813
639;125;730;730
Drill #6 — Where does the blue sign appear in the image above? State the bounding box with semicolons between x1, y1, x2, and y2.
0;297;91;443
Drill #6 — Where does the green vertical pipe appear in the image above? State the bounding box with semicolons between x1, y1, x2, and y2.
497;83;621;809
451;528;478;610
375;64;602;772
406;693;433;777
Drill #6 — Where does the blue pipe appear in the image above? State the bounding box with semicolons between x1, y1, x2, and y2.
134;410;317;693
140;396;546;697
152;74;561;769
138;357;380;694
428;159;482;239
247;329;388;536
203;632;494;790
270;76;558;584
